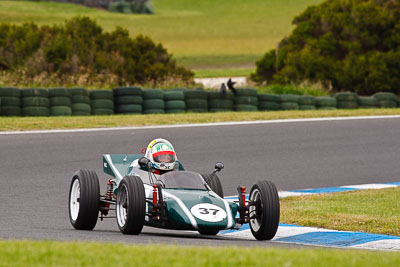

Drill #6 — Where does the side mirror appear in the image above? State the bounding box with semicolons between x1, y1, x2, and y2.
214;162;224;172
138;157;150;167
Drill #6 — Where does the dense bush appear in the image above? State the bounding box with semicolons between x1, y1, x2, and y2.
0;17;192;86
251;0;400;96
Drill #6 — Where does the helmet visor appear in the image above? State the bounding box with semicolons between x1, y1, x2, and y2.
153;151;175;163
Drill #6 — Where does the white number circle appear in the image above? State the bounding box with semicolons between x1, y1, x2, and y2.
190;203;227;222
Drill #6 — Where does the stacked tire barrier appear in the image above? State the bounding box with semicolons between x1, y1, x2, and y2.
358;96;377;109
298;95;316;110
49;88;72;116
373;92;398;108
207;91;234;112
335;92;359;109
114;87;143;114
184;89;208;112
280;94;299;110
258;94;280;111
234;88;258;111
0;87;21;116
316;96;337;110
142;89;165;114
90;90;114;115
21;88;49;116
164;90;186;113
70;88;91;116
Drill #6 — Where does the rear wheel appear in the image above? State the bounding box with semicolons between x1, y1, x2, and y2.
201;173;224;197
249;180;280;240
69;170;100;230
116;176;146;234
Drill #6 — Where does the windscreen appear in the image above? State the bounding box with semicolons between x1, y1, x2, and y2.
157;171;207;190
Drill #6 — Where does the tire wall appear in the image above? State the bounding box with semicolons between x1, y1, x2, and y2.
1;87;399;117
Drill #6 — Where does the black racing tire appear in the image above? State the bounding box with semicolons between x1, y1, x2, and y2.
186;99;208;110
299;105;316;110
72;103;91;113
234;96;258;106
337;101;358;109
334;92;358;102
258;101;280;111
115;96;143;105
164;91;185;101
143;109;165;114
184;89;207;100
207;91;234;100
113;87;142;96
91;108;114;115
142;89;164;99
49;88;70;97
21;88;48;98
91;99;114;109
22;107;49;116
373;92;398;102
116;176;146;235
1;106;21;116
50;97;71;107
165;100;186;110
115;104;142;114
280;102;299;110
71;95;91;104
377;100;397;108
165;109;185;114
316;97;337;107
280;94;299;103
69;88;89;96
201;173;223;198
68;169;100;230
208;99;233;109
50;106;72;116
249;180;280;240
143;99;165;109
90;90;113;100
235;88;258;97
0;87;20;97
1;97;20;107
22;97;49;107
298;96;316;106
258;94;280;103
235;104;258;112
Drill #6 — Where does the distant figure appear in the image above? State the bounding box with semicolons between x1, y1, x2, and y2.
227;78;237;95
220;83;227;94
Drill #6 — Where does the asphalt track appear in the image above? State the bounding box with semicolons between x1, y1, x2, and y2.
1;116;400;247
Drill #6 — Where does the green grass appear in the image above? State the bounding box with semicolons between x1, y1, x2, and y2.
194;67;255;78
0;0;324;72
0;240;399;266
0;109;399;131
281;187;400;236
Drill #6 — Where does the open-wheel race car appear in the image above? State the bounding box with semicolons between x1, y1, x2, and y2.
68;140;280;240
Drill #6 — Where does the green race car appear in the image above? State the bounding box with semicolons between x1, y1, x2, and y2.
68;154;280;240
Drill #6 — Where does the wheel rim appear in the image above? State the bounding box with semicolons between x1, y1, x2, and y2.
70;178;80;221
249;188;262;232
117;184;128;228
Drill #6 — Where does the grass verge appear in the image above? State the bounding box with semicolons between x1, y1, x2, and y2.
281;187;400;236
0;109;399;131
1;240;400;266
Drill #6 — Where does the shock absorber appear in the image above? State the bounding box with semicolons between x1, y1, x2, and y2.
106;179;114;201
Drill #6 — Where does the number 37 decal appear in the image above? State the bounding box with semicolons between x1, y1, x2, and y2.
191;203;227;222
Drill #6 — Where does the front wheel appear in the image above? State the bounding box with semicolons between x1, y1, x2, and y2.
116;175;146;235
249;180;280;240
69;169;100;230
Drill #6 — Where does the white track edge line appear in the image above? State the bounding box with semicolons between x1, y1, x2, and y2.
1;115;400;135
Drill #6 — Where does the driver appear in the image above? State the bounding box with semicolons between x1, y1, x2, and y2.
144;138;177;174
